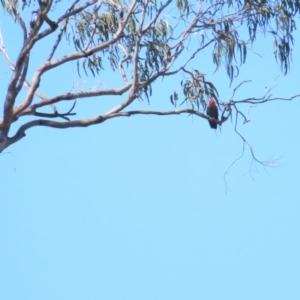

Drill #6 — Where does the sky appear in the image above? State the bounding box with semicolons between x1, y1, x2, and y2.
1;2;300;300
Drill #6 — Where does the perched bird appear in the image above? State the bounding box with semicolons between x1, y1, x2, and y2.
206;98;219;129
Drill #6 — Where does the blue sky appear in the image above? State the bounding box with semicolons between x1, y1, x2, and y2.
1;2;300;299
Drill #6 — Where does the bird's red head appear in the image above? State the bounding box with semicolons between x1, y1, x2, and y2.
208;98;216;107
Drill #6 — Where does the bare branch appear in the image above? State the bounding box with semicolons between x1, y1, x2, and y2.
117;42;130;84
47;17;68;61
229;80;252;100
4;107;226;151
223;142;245;194
223;98;281;191
21;83;132;113
235;94;300;104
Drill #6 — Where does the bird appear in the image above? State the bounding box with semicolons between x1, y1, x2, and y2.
206;98;219;129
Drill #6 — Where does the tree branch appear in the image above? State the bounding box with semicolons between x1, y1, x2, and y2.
22;83;132;113
2;107;225;152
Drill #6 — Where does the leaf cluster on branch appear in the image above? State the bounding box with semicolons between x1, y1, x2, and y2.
0;0;299;154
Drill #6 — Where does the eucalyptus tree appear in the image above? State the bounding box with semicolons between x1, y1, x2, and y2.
0;0;299;153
